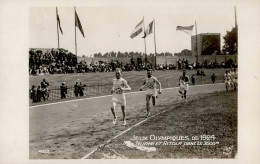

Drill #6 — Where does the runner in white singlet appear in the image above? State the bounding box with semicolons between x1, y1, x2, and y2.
230;68;238;91
224;70;232;92
111;68;131;125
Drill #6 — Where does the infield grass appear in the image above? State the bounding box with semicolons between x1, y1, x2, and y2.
89;91;237;159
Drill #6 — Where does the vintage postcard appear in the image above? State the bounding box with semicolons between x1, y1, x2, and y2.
1;0;260;163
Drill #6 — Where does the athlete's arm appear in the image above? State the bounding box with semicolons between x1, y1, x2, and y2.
111;80;115;94
155;78;162;93
140;79;146;91
186;76;191;84
122;80;131;91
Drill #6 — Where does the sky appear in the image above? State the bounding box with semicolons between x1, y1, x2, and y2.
29;2;237;57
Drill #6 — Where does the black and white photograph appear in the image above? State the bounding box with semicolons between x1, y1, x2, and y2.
29;4;239;159
1;0;260;163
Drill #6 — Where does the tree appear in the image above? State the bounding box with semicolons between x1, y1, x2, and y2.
173;49;191;56
103;52;109;58
111;51;116;57
222;27;238;55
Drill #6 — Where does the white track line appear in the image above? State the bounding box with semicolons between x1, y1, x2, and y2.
30;83;223;108
81;109;168;159
81;89;220;159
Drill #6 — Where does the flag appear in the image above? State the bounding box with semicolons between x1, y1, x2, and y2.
176;25;194;35
142;20;154;38
56;7;63;35
146;20;154;35
75;10;85;37
130;19;144;39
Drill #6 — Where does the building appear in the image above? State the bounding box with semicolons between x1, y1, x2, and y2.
191;33;221;56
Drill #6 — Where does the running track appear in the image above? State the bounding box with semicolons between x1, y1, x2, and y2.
30;83;225;143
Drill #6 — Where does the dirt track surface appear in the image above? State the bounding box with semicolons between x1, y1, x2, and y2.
29;83;225;159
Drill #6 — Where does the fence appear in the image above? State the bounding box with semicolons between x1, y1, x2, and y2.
29;75;224;105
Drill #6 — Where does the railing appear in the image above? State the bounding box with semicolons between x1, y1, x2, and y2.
29;76;224;106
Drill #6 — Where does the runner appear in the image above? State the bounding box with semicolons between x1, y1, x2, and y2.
111;68;131;125
231;68;238;91
224;69;232;92
140;69;162;117
179;69;190;100
230;68;235;89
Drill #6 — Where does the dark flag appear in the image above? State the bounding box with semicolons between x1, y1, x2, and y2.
56;7;63;35
75;10;85;37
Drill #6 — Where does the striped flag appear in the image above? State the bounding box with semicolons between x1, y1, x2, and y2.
75;10;85;37
142;20;154;38
176;25;194;35
130;19;144;39
56;7;63;35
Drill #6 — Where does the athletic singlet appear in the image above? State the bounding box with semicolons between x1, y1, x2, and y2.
144;76;158;95
179;75;189;85
112;77;128;94
224;73;232;81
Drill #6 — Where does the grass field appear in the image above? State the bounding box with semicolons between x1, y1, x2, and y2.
29;69;227;106
30;69;226;88
88;91;237;159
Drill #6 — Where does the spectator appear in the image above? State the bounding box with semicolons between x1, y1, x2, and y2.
41;79;49;101
30;85;37;103
178;59;181;70
60;82;67;99
36;85;42;102
41;79;49;89
201;70;205;76
78;82;86;96
74;81;79;97
211;73;216;83
191;74;195;85
185;59;188;69
197;70;201;76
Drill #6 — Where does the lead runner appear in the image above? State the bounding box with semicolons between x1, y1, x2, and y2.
111;68;131;125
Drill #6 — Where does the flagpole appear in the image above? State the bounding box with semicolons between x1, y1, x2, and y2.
235;6;238;57
75;7;77;56
195;21;198;63
153;19;157;68
143;16;147;65
56;7;60;49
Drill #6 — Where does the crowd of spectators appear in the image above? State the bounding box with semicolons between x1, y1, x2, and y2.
29;49;237;76
30;78;90;103
74;82;86;97
29;48;77;75
76;60;153;73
